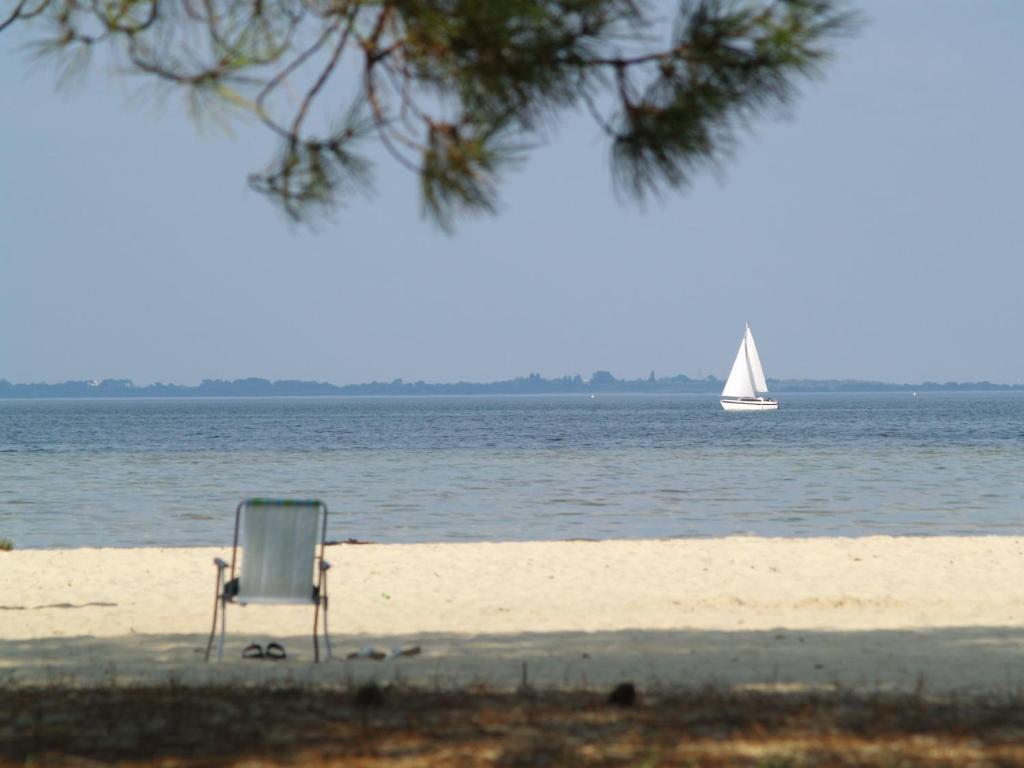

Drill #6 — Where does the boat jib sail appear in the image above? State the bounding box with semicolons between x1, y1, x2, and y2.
743;325;768;393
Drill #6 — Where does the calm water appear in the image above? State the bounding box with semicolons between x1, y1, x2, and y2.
1;393;1022;548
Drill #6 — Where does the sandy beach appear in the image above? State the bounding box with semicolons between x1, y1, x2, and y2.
3;537;1024;693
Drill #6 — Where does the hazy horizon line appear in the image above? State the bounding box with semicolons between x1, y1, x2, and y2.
3;372;1023;390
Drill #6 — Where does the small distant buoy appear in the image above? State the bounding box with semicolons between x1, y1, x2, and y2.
913;392;917;397
590;394;596;399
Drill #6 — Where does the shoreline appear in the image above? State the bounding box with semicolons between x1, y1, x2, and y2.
4;536;1024;692
9;529;1024;552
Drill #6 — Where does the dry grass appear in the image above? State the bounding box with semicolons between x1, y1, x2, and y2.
4;682;1024;766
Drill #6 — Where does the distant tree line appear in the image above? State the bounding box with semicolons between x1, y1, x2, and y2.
1;374;1021;399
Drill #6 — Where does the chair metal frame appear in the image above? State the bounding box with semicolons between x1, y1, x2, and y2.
205;498;332;662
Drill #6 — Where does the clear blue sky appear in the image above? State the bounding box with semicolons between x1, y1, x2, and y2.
2;2;1022;386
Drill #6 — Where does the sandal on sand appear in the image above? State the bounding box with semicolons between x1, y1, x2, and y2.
242;643;264;660
346;646;387;661
388;645;422;659
265;642;287;660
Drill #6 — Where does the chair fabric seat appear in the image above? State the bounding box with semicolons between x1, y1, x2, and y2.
238;501;321;603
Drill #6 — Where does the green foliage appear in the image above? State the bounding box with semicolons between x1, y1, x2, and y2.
0;538;13;551
421;120;526;231
1;0;857;230
612;0;854;200
250;107;376;222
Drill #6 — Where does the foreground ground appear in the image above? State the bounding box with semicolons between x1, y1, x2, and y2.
5;684;1024;767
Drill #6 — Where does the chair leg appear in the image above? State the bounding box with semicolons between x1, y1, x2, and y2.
312;596;321;663
217;601;227;662
321;566;332;660
205;569;224;662
322;595;332;660
205;603;217;663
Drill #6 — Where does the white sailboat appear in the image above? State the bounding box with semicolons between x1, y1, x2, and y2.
720;323;779;411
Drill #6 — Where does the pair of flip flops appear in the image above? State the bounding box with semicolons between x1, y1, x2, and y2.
242;642;286;660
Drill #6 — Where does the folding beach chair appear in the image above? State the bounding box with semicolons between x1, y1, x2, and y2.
205;498;332;662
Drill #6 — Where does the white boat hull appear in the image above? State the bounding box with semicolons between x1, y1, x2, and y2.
720;397;779;411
